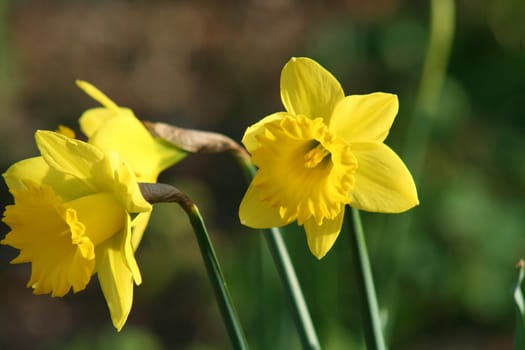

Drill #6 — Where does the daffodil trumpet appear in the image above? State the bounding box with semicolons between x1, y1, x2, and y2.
1;130;151;331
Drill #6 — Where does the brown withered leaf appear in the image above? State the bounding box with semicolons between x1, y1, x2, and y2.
143;121;246;155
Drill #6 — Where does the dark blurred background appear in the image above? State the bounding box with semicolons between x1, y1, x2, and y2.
0;0;524;349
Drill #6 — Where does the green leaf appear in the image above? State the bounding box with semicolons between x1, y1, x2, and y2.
514;259;525;350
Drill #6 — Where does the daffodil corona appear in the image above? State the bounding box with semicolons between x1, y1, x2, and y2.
239;57;419;259
1;131;151;330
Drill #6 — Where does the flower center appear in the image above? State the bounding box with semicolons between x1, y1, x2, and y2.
304;142;330;168
251;115;357;226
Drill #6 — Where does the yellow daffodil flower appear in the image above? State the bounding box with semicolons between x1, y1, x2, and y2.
239;57;419;259
76;81;187;249
1;130;152;331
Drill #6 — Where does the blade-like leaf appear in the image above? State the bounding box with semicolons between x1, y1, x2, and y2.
514;259;525;350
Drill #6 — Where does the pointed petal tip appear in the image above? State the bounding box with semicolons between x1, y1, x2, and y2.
239;184;286;229
113;319;126;332
34;129;63;144
75;80;120;111
304;212;344;260
280;56;344;120
311;249;328;260
75;79;88;88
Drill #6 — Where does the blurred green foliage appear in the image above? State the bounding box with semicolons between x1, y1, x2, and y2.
1;0;524;349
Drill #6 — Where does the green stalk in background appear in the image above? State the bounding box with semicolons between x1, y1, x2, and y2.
235;152;321;350
384;0;455;340
405;0;456;175
139;183;249;350
347;208;387;350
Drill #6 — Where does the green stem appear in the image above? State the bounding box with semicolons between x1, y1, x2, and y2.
234;153;321;350
347;207;386;350
139;183;249;350
264;228;321;350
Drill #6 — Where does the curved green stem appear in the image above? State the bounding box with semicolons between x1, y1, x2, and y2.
234;153;321;350
140;183;249;350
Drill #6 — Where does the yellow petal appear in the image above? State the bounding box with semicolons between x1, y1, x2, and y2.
280;57;344;122
304;208;345;259
104;152;152;214
35;130;103;186
350;142;419;213
130;212;152;251
241;112;287;152
79;107;120;137
34;130;150;215
4;157;92;201
121;215;142;285
239;182;286;229
87;113;185;182
329;93;399;143
95;223;135;332
76;80;119;112
56;125;76;139
3;157;49;190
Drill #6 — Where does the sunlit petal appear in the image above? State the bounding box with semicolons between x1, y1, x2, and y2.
79;107;120;137
4;157;92;201
121;215;142;285
105;152;151;213
241;112;288;152
329;93;398;143
304;209;345;259
35;130;103;186
350;142;419;213
56;125;76;139
95;232;134;332
281;57;344;123
130;212;152;251
85;112;186;182
239;182;286;229
76;80;120;112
